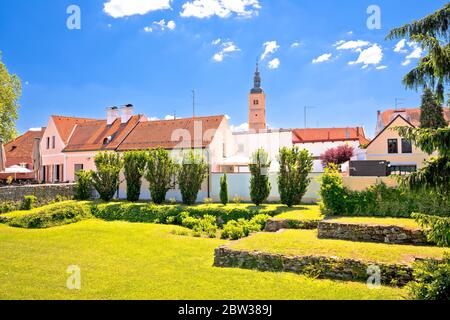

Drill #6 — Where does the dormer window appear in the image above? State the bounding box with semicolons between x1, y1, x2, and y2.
103;136;112;145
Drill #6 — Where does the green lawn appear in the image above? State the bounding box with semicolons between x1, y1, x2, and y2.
229;230;446;265
325;217;420;229
0;220;404;300
272;205;324;221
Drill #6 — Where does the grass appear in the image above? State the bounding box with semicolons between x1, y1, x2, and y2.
325;217;420;229
0;201;80;219
0;220;404;300
229;230;447;265
272;205;324;221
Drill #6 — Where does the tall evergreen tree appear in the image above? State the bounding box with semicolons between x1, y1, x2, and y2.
420;88;447;129
386;3;450;103
249;148;271;206
220;174;229;206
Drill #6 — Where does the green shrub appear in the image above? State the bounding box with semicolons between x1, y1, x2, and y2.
220;174;229;206
21;195;37;210
124;151;148;202
278;147;314;207
0;201;20;214
249;148;271;206
75;170;93;200
5;202;92;228
203;197;213;204
145;148;177;204
92;152;123;202
320;164;349;215
406;253;450;300
221;220;246;240
178;151;208;205
412;213;450;247
182;214;217;238
221;215;269;240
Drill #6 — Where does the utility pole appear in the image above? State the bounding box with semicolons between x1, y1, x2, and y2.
304;106;317;128
192;89;196;118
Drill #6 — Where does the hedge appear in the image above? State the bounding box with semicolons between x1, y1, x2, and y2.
0;201;92;229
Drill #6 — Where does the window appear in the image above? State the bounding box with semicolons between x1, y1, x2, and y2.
222;143;226;158
388;139;398;154
254;100;259;105
46;137;50;149
402;139;412;154
74;164;84;181
389;165;417;176
52;136;56;149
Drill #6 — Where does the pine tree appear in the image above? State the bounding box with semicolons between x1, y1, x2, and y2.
420;88;447;129
220;174;229;206
249;148;271;206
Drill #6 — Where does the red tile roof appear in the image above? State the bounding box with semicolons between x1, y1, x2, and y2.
3;129;45;168
292;127;369;145
63;115;142;152
117;115;225;151
51;115;98;144
380;108;450;128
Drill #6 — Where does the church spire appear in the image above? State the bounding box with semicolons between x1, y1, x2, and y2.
251;61;263;94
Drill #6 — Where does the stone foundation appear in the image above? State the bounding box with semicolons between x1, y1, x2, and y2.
265;219;319;232
318;221;429;245
0;184;76;202
214;246;414;286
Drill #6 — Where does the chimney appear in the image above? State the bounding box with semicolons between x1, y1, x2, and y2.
106;106;120;125
120;104;134;123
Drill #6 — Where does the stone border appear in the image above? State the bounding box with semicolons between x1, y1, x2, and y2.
318;221;429;245
265;219;320;232
0;184;76;202
214;246;414;286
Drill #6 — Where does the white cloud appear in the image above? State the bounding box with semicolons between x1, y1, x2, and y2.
402;59;411;66
104;0;172;18
261;41;279;60
165;115;178;120
291;41;302;48
348;44;383;67
212;38;221;45
213;41;240;62
230;122;249;132
333;40;346;47
394;39;407;53
180;0;261;19
148;117;159;121
376;65;388;70
143;26;153;32
336;40;370;51
312;53;332;64
406;47;423;59
268;58;280;69
167;20;176;30
347;31;354;35
225;114;231;120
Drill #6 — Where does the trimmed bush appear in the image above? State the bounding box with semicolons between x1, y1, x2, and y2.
3;201;92;229
21;195;37;210
124;151;148;202
278;147;314;207
178;151;208;205
249;148;271;206
0;201;20;214
181;215;218;238
92;152;123;202
145;148;177;204
75;170;93;200
221;214;270;240
220;174;229;206
407;253;450;300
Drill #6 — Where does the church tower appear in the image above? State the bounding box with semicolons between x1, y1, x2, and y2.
248;62;267;131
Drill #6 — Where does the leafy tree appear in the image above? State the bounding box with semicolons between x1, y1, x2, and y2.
396;126;449;195
220;173;229;206
92;152;123;202
74;170;93;200
320;145;354;168
145;148;177;204
0;52;21;143
386;3;450;103
249;148;271;206
278;147;314;207
420;88;447;129
123;151;148;202
178;150;209;205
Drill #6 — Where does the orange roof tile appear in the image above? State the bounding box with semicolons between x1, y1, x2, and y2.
51;115;98;144
117;115;225;151
292;127;369;145
380;108;450;128
3;129;45;167
63;115;142;152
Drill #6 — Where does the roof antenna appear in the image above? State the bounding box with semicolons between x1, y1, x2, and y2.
192;89;196;118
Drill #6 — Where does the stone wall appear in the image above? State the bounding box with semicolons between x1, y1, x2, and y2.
0;184;76;202
214;246;414;286
318;221;428;245
265;219;319;232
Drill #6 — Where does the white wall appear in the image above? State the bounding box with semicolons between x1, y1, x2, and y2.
210;172;322;203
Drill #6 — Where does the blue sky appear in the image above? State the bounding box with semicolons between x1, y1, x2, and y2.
0;0;446;138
